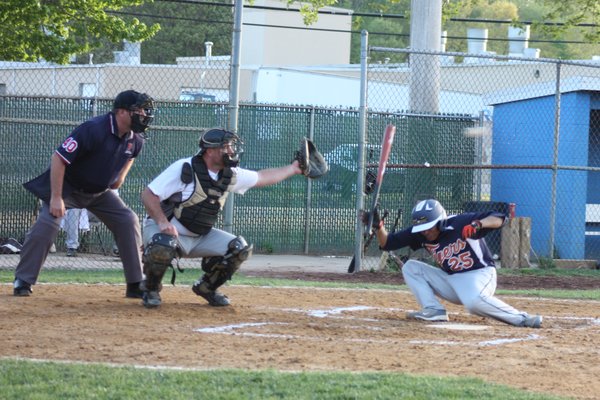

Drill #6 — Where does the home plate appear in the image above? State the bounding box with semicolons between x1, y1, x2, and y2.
427;323;488;331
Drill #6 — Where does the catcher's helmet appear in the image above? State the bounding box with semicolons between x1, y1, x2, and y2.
411;199;447;233
198;128;244;167
113;90;155;134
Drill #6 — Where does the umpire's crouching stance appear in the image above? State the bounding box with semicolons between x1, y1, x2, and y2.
13;90;154;298
139;128;328;308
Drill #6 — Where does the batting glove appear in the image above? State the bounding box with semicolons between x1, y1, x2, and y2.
361;207;385;232
462;220;483;239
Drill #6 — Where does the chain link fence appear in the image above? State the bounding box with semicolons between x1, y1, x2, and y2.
358;40;600;271
1;16;600;272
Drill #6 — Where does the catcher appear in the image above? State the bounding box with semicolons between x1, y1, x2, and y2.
139;128;327;308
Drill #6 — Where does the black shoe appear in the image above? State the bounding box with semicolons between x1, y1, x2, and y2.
142;290;161;308
125;282;144;298
66;248;78;257
192;282;230;306
13;278;32;296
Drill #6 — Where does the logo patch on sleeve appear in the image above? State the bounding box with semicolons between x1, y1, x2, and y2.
62;137;78;153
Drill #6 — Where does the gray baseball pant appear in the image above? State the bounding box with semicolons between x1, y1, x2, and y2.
402;259;530;326
15;189;143;285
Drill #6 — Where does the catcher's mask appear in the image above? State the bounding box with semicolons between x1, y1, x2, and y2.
198;128;244;167
113;90;155;136
411;199;447;233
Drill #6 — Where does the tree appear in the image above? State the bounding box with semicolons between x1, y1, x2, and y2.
126;1;233;65
0;0;160;64
444;0;519;55
302;0;599;42
312;0;599;60
534;0;600;42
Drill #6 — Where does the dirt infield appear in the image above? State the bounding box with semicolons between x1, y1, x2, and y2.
1;282;599;399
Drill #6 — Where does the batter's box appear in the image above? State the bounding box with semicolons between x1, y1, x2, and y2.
542;316;600;329
193;305;552;347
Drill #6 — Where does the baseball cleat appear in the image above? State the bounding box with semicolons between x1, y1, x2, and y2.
142;290;161;308
521;315;542;328
407;308;449;322
192;283;230;306
66;248;78;257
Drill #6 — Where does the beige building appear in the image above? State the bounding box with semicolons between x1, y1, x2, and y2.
241;0;352;66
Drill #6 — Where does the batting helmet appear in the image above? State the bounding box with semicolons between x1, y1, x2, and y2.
198;128;244;167
411;199;447;233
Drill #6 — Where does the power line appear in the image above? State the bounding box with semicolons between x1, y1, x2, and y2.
111;10;232;25
153;0;598;28
109;10;599;45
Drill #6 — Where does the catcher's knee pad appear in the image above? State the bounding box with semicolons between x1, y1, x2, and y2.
143;233;179;291
200;236;253;290
225;235;253;269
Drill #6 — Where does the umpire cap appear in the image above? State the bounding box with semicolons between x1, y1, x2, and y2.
113;90;154;112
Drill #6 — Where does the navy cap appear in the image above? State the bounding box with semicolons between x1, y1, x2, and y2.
113;90;154;111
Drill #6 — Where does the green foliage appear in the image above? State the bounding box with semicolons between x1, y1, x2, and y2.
0;359;569;400
9;0;595;65
536;257;557;269
259;241;275;254
535;0;600;42
0;0;159;64
116;0;233;65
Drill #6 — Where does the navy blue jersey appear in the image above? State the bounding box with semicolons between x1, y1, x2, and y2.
55;113;144;193
382;211;506;274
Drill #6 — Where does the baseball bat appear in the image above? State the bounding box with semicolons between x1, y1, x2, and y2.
347;124;396;273
365;124;396;234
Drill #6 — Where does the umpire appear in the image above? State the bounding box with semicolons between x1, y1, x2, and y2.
13;90;154;299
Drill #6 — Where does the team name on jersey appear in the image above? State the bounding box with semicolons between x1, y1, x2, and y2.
424;239;475;272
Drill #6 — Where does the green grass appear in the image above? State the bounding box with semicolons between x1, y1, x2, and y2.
0;359;569;400
498;267;600;278
2;267;599;299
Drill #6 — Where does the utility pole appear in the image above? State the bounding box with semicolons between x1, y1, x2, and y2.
409;0;442;113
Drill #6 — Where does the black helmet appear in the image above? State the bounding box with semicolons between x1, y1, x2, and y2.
411;199;447;233
113;90;155;134
198;128;244;167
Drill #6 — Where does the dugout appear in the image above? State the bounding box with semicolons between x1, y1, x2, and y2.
486;77;600;259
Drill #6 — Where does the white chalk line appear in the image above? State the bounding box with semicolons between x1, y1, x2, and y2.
192;305;559;347
1;355;226;373
410;334;543;347
194;323;396;343
194;321;545;347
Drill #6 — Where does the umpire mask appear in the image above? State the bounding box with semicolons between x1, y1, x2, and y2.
199;128;244;167
114;90;155;135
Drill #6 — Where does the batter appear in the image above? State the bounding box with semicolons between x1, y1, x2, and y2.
368;198;542;328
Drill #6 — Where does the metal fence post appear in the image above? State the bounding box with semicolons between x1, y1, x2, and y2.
304;107;316;254
223;0;243;233
549;61;562;258
354;29;369;272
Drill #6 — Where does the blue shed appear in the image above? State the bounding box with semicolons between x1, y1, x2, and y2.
486;77;600;259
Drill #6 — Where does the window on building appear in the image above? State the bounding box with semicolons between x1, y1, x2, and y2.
0;83;6;95
79;83;96;98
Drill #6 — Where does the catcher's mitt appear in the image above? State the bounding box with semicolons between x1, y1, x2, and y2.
294;137;329;179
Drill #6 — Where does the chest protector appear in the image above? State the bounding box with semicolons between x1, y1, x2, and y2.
172;157;237;235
